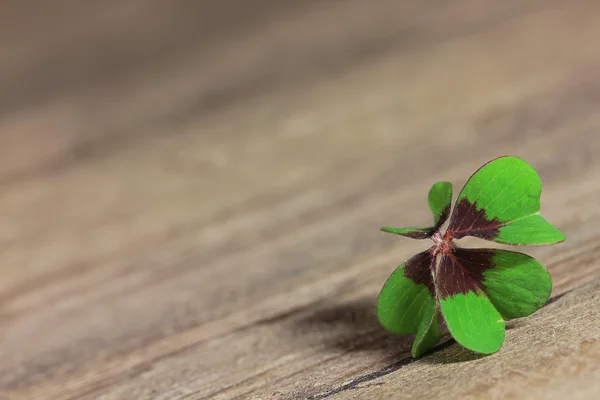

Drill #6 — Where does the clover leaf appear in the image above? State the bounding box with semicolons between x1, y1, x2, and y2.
377;156;565;357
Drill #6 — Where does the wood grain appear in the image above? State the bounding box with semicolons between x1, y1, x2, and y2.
1;1;599;399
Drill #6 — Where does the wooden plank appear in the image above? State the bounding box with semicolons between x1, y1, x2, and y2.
300;281;600;400
1;0;599;399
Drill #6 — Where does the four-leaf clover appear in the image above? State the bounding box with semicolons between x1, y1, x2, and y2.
377;156;565;357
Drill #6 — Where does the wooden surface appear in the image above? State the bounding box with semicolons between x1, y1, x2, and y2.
1;1;600;399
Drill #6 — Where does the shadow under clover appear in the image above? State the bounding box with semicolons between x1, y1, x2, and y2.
292;297;415;353
287;288;572;367
421;342;487;364
290;297;494;370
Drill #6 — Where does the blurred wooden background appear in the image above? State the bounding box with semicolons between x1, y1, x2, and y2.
1;1;599;399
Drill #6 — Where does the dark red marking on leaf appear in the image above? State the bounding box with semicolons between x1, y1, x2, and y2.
436;205;451;229
447;198;502;240
436;248;495;298
403;229;435;239
404;250;436;296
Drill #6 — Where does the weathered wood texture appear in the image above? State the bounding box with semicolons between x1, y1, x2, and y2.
1;1;599;399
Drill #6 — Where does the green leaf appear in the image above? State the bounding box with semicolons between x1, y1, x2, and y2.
447;156;565;245
428;181;453;227
492;215;566;245
482;249;552;319
380;226;434;239
439;291;505;354
436;250;506;354
377;251;435;334
411;299;439;357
